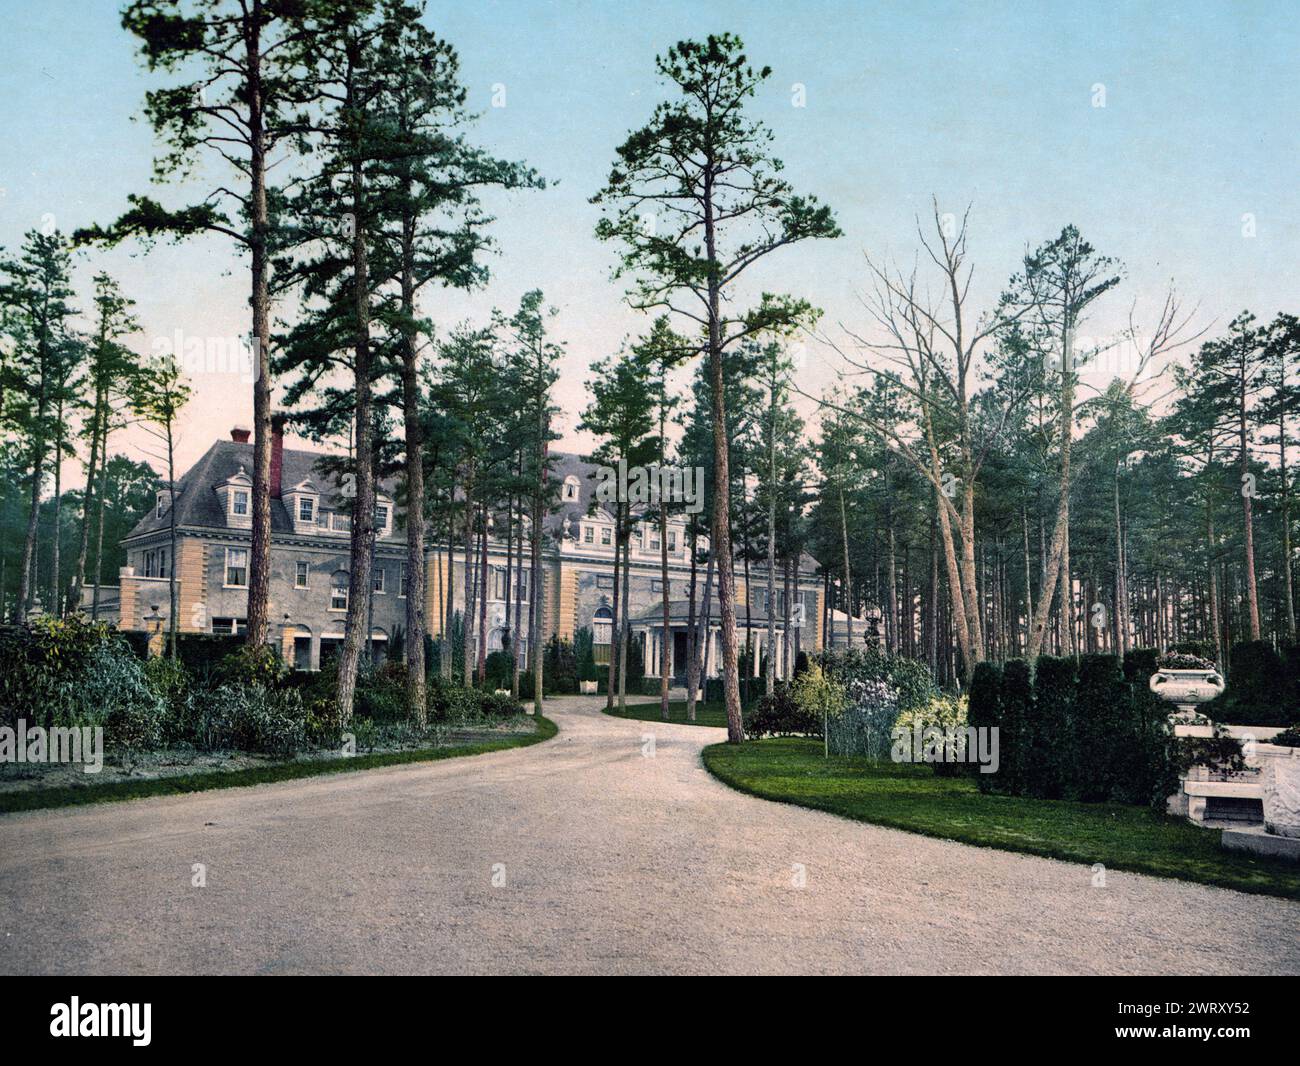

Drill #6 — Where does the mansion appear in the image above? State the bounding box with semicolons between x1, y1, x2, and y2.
111;427;832;678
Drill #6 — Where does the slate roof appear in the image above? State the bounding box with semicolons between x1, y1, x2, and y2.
124;439;399;541
125;440;824;573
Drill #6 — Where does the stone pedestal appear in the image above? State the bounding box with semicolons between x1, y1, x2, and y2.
1257;743;1300;839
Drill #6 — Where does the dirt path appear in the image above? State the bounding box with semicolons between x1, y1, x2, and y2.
1;696;1296;975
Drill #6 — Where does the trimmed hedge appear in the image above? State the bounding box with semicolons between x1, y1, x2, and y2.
998;658;1034;796
983;651;1177;808
1202;640;1297;726
967;661;1002;793
1075;654;1128;802
1031;656;1078;800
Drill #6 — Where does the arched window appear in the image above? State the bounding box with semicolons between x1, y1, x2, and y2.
592;605;613;646
563;475;580;502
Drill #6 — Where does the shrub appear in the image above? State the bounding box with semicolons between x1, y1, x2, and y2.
828;676;900;759
483;650;513;692
1074;654;1128;802
745;687;818;738
82;643;167;755
216;644;289;690
201;683;307;757
349;717;379;754
1029;656;1078;799
174;632;243;677
967;661;1002;790
442;684;488;721
897;691;970;777
1270;725;1300;748
574;626;598;682
0;616;121;727
354;661;407;723
143;655;194;745
480;691;525;718
997;659;1034;796
1207;640;1289;725
819;648;935;717
544;636;578;694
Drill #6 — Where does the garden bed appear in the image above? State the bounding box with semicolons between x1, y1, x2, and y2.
0;714;555;814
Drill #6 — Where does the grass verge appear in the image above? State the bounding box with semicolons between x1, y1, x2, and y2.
606;699;730;728
702;736;1300;901
0;714;557;816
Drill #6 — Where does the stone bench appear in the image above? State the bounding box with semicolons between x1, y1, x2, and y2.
1183;779;1263;826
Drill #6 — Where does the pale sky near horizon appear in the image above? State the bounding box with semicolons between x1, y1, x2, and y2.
1;0;1297;487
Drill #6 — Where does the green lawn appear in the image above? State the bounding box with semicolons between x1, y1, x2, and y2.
702;736;1300;901
0;714;557;815
606;699;731;728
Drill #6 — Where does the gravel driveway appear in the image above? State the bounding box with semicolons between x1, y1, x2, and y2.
1;695;1296;975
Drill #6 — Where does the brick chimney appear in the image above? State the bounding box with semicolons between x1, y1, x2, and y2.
230;426;251;444
270;413;286;499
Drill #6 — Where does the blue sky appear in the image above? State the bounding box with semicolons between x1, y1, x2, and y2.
1;0;1296;478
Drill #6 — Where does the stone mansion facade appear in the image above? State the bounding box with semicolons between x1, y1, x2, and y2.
114;427;829;677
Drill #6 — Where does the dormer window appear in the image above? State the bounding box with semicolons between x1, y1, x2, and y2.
155;490;169;519
375;503;389;530
218;466;254;527
286;478;321;532
563;475;580;502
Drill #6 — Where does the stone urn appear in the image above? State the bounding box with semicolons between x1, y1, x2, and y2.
1148;665;1224;719
579;680;598;695
1256;743;1300;838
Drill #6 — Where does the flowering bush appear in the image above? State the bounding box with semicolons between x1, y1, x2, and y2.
1158;651;1217;671
827;676;900;759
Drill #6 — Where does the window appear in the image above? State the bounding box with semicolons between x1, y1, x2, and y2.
232;490;249;516
298;497;315;523
295;560;310;589
158;549;168;579
331;574;349;611
648;530;661;551
225;548;248;587
143;549;157;578
373;568;386;594
399;563;408;598
600;527;612;546
492;567;506;600
592;606;613;645
375;503;389;530
667;531;677;552
156;492;166;519
332;513;352;533
563;476;580;501
212;617;247;636
516;570;529;601
583;525;594;544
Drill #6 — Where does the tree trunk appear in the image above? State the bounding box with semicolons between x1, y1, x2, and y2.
606;500;622;710
50;399;65;614
1240;337;1261;640
685;528;699;720
69;380;106;614
703;188;742;742
244;11;273;649
398;223;427;724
